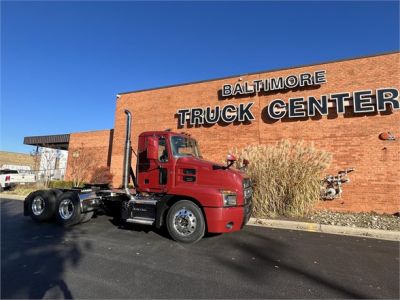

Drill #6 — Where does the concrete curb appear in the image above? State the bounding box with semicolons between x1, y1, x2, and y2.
0;194;26;201
248;218;400;241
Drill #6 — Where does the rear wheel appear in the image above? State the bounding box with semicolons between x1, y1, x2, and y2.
26;190;59;222
55;191;82;227
51;189;63;200
166;200;205;243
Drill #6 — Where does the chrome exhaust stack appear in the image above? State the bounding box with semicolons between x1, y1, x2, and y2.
123;109;133;197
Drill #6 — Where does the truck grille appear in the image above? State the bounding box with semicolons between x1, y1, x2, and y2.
243;178;253;204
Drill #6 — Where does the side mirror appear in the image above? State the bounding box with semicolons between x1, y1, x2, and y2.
147;137;159;160
226;154;237;163
226;154;236;169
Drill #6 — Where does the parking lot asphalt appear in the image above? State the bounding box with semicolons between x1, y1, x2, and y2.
1;197;399;299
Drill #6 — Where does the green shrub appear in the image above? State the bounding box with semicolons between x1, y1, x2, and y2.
48;180;77;189
232;140;332;217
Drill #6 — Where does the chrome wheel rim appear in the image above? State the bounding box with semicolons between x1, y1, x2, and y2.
59;199;74;220
173;208;197;236
32;196;45;216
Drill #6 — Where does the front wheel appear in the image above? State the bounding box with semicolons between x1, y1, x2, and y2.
166;200;205;243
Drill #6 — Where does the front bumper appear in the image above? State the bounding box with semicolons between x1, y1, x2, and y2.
204;202;253;233
243;201;253;226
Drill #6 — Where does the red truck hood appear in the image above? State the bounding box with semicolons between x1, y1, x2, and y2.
178;156;246;175
175;156;248;190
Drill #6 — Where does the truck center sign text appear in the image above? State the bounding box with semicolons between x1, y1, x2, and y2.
176;70;399;127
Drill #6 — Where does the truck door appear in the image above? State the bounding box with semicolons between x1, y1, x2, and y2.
137;135;171;192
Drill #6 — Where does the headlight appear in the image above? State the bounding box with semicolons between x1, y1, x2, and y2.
221;190;237;206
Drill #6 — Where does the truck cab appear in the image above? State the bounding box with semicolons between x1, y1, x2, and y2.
135;131;253;236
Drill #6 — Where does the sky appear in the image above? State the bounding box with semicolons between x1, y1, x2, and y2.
1;0;399;153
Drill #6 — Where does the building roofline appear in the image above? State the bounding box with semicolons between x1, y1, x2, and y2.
69;128;113;135
23;134;70;150
117;50;400;96
23;129;113;150
23;133;70;140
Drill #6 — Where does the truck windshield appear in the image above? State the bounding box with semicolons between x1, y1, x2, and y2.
171;136;202;158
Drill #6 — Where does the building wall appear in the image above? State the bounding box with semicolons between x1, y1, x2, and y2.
110;52;400;213
65;130;113;183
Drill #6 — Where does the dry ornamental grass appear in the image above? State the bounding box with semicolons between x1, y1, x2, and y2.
233;140;332;217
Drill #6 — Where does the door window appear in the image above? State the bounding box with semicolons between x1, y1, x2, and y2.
158;137;169;162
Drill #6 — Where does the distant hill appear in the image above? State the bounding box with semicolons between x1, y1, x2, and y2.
0;151;36;169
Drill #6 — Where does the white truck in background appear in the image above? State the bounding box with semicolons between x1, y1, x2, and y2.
0;169;36;192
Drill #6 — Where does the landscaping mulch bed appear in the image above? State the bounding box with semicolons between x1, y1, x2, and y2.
307;211;399;231
263;211;399;231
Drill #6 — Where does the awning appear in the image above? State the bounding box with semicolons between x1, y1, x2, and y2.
23;134;70;150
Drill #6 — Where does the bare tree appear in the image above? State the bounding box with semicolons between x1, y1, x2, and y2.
39;146;59;188
69;144;93;187
30;146;41;182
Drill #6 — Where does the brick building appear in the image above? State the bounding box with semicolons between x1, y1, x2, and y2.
24;52;400;213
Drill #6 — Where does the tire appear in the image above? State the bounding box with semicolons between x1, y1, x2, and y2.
80;211;94;224
166;200;205;243
50;189;63;199
25;190;58;222
0;185;3;192
55;191;82;227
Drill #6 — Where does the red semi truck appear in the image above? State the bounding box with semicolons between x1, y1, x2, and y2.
24;110;253;243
